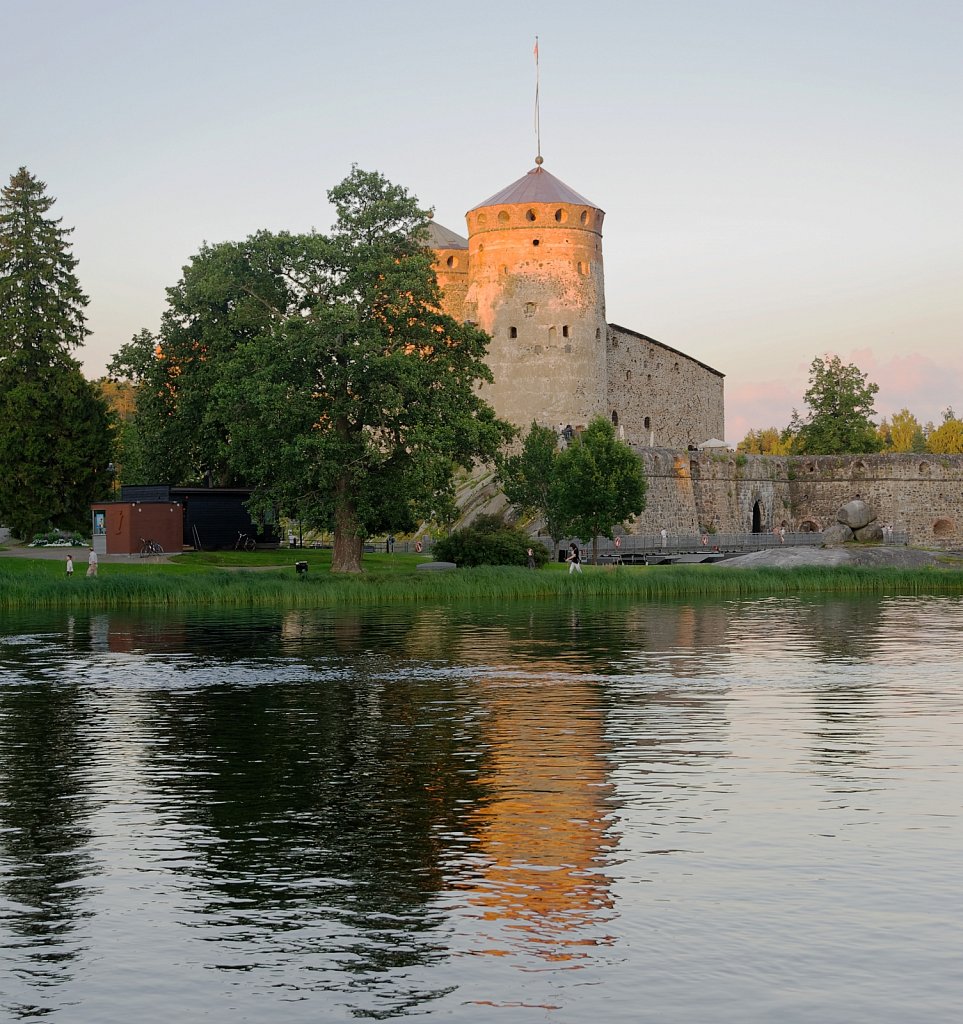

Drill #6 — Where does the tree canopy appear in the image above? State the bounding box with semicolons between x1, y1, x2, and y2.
552;416;647;563
877;408;927;453
735;426;793;456
791;355;882;455
497;421;567;544
0;167;112;538
927;409;963;454
122;167;512;571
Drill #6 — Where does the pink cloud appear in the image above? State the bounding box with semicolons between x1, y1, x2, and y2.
728;350;963;441
849;349;963;425
726;378;800;442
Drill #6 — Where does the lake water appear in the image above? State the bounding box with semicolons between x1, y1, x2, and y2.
1;595;961;1023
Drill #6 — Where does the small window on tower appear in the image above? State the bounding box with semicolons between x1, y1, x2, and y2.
644;416;651;430
612;411;619;426
532;239;540;247
525;302;536;317
498;210;510;223
626;370;632;382
562;325;570;338
446;256;455;268
580;210;589;225
526;209;537;222
555;208;567;223
596;328;602;340
577;261;588;275
509;326;518;338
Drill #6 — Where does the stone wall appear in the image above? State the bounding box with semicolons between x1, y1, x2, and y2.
784;453;963;545
606;326;725;450
623;450;963;546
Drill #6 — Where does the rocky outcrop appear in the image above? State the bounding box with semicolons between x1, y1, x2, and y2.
838;500;874;530
822;523;855;546
824;499;880;546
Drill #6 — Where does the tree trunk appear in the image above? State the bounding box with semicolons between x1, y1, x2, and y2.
332;476;364;573
591;535;599;565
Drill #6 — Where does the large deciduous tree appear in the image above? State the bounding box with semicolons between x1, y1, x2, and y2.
0;167;112;538
122;167;512;571
552;416;647;564
793;355;882;455
220;170;512;571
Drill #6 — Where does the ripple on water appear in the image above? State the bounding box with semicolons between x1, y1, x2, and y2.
1;596;962;1022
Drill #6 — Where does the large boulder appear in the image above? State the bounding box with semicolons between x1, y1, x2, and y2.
854;523;884;543
838;499;875;530
822;523;855;547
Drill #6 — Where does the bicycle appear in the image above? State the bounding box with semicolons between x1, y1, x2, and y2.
235;531;256;552
139;537;164;557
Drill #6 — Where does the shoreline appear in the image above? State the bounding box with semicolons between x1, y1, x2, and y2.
1;544;962;610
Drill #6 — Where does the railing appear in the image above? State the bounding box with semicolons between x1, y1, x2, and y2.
553;530;909;562
366;529;909;561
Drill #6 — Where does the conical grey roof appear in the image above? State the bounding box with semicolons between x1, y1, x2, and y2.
470;166;600;212
425;220;468;249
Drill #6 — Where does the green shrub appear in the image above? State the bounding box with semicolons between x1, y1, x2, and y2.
434;521;549;568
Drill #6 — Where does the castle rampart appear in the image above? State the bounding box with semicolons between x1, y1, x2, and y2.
627;450;963;547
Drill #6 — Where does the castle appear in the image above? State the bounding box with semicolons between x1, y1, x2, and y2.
428;162;725;449
428;163;963;547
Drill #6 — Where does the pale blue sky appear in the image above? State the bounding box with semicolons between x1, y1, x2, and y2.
3;0;961;438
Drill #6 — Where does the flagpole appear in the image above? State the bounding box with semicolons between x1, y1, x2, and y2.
534;36;542;165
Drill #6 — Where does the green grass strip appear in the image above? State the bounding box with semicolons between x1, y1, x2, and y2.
1;556;962;610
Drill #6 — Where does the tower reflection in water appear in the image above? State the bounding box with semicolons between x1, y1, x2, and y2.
451;668;617;965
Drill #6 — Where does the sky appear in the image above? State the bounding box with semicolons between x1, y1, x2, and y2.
3;0;961;442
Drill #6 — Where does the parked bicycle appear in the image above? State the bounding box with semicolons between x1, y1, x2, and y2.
235;531;257;552
139;537;164;557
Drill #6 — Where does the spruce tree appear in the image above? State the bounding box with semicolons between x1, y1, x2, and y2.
0;168;112;540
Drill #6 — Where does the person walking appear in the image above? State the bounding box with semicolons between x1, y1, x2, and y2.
86;550;98;577
527;547;536;569
566;543;582;574
66;554;74;577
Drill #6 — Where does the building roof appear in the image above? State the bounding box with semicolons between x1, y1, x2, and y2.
426;220;468;250
470;166;601;212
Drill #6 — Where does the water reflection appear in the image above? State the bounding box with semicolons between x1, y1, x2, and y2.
0;681;97;1007
0;595;961;1022
454;674;616;964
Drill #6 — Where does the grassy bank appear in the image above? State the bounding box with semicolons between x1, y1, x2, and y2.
1;552;962;610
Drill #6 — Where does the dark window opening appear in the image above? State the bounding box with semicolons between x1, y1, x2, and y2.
562;325;569;338
509;326;517;338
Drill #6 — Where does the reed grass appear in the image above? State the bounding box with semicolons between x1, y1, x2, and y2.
1;558;961;610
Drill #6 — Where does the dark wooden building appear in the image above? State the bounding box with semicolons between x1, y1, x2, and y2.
119;486;278;550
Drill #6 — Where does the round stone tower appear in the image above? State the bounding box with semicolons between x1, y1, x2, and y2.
426;221;469;323
463;164;607;431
